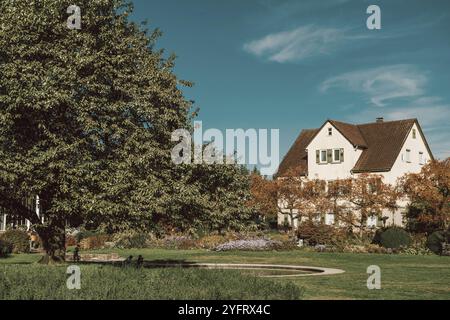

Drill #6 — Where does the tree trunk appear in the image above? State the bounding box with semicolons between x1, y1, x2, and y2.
289;210;297;234
35;218;66;264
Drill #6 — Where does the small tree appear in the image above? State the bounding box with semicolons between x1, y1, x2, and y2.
341;174;390;237
401;158;450;231
302;179;331;222
325;179;349;225
275;168;313;232
384;181;403;227
248;171;278;227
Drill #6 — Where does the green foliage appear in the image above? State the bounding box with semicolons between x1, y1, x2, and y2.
74;230;102;243
0;229;30;253
405;202;442;234
0;239;13;257
0;0;255;260
372;228;384;245
79;234;110;250
0;265;302;300
113;231;149;249
426;230;450;255
379;227;412;249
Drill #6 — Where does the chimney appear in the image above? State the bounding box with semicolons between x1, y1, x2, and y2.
376;117;384;123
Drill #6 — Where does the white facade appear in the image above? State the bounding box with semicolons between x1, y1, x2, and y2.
306;122;362;181
382;123;431;185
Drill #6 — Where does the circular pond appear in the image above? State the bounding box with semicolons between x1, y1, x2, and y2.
138;262;345;278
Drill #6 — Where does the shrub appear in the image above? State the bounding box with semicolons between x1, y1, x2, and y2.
0;239;13;257
214;239;281;251
372;228;385;245
195;235;228;249
75;230;98;243
379;227;412;249
66;235;77;247
79;235;110;250
0;229;30;253
426;230;450;255
113;231;149;249
160;235;196;250
296;222;345;246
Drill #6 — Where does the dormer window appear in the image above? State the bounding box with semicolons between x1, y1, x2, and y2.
328;128;332;136
412;129;416;139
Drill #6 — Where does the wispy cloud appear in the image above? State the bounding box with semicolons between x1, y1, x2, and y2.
243;25;347;63
347;103;450;159
323;65;450;158
320;65;427;107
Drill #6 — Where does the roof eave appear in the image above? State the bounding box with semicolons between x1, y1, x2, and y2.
351;167;392;174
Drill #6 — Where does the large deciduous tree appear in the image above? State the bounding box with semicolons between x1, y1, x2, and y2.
0;0;252;262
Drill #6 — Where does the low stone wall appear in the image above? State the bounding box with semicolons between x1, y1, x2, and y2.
65;253;124;262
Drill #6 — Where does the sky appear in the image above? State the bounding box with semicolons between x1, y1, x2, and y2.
130;0;450;161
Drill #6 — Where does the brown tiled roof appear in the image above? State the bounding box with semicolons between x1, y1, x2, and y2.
276;129;318;177
329;120;367;148
352;119;418;172
277;118;433;175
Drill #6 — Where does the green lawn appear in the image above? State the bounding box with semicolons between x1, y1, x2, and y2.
2;249;450;299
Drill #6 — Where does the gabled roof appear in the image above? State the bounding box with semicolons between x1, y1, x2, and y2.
276;129;318;177
329;120;367;148
352;118;433;172
277;118;434;176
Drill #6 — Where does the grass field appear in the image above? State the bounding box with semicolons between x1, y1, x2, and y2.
1;249;449;300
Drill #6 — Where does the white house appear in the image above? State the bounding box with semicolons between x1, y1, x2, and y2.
0;195;42;232
276;117;433;229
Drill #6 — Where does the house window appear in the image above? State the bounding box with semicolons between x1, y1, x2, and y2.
325;213;335;225
328;128;332;136
333;149;341;162
405;149;411;162
367;215;377;228
412;129;416;139
419;152;424;165
320;150;327;163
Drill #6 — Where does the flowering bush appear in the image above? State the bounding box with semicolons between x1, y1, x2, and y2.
296;222;347;246
214;239;282;251
113;231;150;249
79;234;110;250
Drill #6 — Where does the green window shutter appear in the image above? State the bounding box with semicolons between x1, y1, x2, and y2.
327;149;332;163
340;148;344;162
316;150;320;164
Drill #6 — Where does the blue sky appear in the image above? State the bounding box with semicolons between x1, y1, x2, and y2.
131;0;450;160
